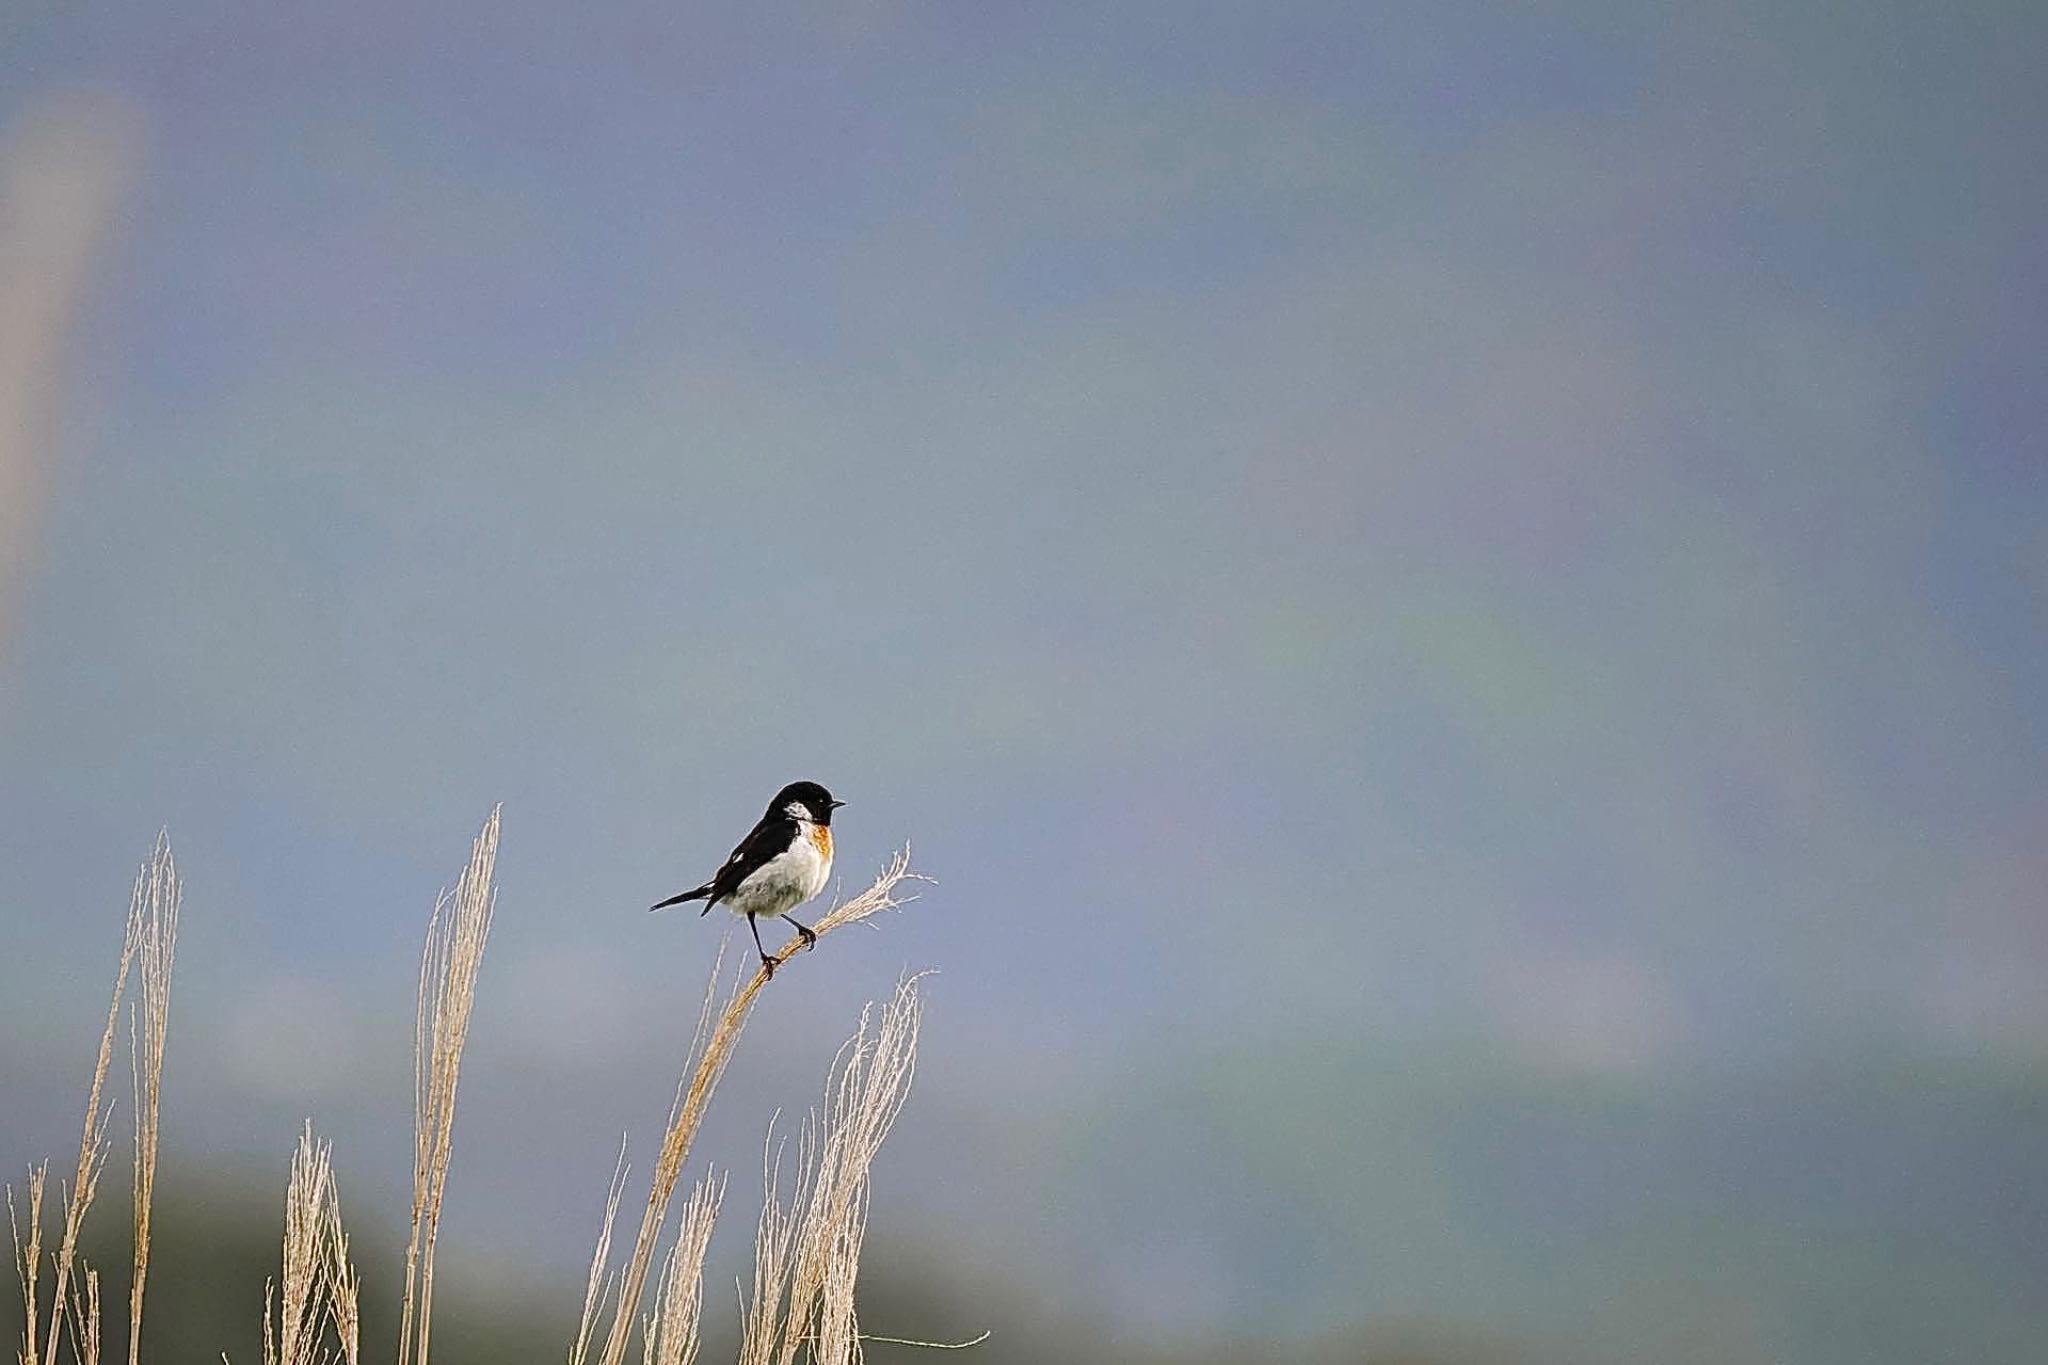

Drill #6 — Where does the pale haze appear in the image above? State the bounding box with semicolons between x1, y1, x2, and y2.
3;4;2044;1361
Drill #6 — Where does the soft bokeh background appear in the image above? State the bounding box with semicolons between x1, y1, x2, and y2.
4;2;2045;1361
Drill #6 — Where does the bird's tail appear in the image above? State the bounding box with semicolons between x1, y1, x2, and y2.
649;884;713;913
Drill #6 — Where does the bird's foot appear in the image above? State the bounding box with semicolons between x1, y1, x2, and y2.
784;917;817;950
759;952;780;980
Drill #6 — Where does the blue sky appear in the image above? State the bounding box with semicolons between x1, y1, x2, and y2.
3;0;2045;1348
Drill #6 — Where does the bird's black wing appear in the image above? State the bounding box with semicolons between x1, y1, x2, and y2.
706;813;798;905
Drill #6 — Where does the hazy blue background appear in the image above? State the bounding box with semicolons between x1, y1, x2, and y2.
3;3;2044;1361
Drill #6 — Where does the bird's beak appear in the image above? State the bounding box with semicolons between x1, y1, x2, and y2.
830;799;847;809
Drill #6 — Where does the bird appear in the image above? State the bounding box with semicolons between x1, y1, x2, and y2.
650;780;844;977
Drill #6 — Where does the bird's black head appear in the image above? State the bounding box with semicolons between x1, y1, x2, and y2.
771;780;843;825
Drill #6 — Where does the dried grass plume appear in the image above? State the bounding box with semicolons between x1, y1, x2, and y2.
7;832;179;1365
737;976;924;1365
9;816;958;1365
261;1124;361;1365
126;832;180;1365
591;847;923;1365
397;807;501;1365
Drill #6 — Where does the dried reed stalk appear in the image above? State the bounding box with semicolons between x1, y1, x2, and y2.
591;847;921;1365
738;977;924;1365
127;831;180;1365
263;1124;360;1365
396;807;500;1365
8;834;177;1365
641;1174;724;1365
324;1183;361;1365
60;1266;99;1365
9;1165;49;1365
570;1142;632;1365
28;848;151;1365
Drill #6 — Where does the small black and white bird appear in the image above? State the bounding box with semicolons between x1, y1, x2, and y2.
650;780;843;976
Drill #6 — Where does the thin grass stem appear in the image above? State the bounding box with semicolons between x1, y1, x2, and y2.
592;847;921;1365
396;808;500;1365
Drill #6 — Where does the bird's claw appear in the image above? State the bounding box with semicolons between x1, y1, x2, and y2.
758;921;815;980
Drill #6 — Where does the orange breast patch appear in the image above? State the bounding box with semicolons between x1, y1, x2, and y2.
809;824;833;860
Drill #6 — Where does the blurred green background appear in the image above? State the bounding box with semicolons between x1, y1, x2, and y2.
3;2;2045;1361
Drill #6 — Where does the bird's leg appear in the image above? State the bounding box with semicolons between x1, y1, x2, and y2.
782;914;817;950
749;913;778;977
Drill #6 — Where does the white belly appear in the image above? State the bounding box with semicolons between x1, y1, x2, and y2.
722;832;830;919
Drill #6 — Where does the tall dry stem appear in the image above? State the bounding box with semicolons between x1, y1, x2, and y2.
592;847;922;1365
738;977;925;1365
9;1165;49;1365
37;888;140;1365
32;845;151;1365
323;1178;361;1365
641;1175;723;1365
570;1143;632;1365
126;830;180;1365
263;1124;360;1365
60;1266;101;1365
736;1134;802;1365
9;834;175;1365
396;807;500;1365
